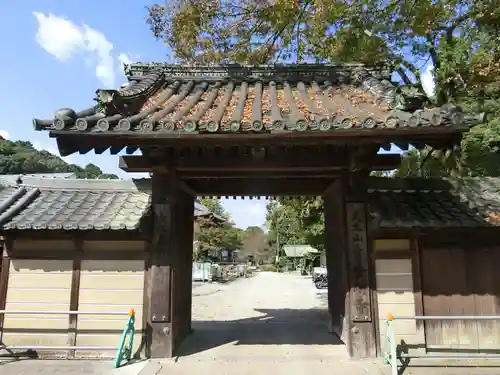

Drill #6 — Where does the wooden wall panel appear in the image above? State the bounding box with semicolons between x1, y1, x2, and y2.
421;247;478;350
469;247;500;349
421;245;500;352
82;241;145;252
374;240;411;252
75;260;144;358
2;259;72;350
13;240;75;252
375;258;425;349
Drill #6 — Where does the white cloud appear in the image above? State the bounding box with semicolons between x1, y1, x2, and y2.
420;61;436;99
33;12;132;88
221;198;269;229
32;140;72;164
0;130;10;140
117;53;139;85
118;52;135;67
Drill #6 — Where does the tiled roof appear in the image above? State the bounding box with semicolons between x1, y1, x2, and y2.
0;173;76;186
0;177;223;231
2;175;499;232
33;64;483;136
368;177;500;229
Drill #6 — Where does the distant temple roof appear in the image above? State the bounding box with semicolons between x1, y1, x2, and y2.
32;64;484;152
283;245;319;258
0;176;224;232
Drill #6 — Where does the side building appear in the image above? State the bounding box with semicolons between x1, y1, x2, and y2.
0;176;223;359
369;176;500;356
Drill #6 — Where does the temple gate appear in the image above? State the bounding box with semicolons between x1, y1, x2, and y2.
32;63;483;358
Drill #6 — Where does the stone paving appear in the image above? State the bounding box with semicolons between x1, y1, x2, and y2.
0;360;113;375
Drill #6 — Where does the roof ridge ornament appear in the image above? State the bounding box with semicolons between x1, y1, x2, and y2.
123;62;392;81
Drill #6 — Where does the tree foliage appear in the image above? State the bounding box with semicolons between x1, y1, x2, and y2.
199;198;228;218
197;222;243;253
266;198;324;258
147;0;499;176
240;226;271;263
195;198;245;260
0;139;118;179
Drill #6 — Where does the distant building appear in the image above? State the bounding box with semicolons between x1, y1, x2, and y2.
282;245;320;271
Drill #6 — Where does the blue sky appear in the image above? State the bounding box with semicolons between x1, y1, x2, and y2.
0;1;434;229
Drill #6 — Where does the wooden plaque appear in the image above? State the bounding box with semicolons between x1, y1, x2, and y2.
346;202;371;322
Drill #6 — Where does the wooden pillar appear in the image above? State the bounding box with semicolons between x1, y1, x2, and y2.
323;178;350;349
0;238;11;342
324;174;377;358
67;240;82;358
147;169;194;358
171;187;194;351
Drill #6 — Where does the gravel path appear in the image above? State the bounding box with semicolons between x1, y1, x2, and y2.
178;271;343;362
155;271;385;374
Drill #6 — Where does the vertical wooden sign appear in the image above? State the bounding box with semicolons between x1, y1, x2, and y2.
346;202;371;321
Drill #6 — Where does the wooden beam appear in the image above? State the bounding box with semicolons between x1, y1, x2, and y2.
1;230;144;242
52;131;463;156
51;126;468;145
118;154;401;173
180;171;341;179
185;178;335;196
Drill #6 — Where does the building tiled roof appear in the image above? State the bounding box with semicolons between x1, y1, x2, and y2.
33;63;482;137
0;173;76;186
1;175;499;232
367;177;500;229
0;177;223;231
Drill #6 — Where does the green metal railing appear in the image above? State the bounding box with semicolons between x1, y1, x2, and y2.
383;314;399;375
0;308;136;368
114;308;136;368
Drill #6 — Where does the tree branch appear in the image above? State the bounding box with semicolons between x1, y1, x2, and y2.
395;67;412;85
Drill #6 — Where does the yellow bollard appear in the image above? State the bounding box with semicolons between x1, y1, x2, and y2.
129;308;135;317
387;313;394;321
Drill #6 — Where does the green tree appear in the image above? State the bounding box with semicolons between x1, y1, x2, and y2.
147;1;499;176
395;149;451;178
195;198;245;260
266;198;324;258
241;226;270;263
0;140;118;179
200;198;227;218
196;222;244;259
